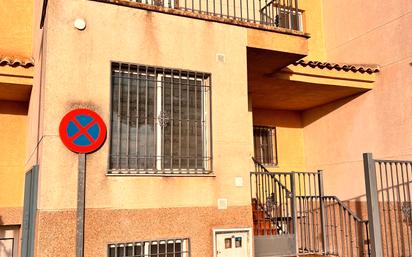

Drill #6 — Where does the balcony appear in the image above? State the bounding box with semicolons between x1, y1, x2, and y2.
94;0;304;34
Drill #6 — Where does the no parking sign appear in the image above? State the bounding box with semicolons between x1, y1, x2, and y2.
59;109;107;153
58;108;107;257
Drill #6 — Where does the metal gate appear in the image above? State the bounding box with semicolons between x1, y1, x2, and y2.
364;153;412;257
252;158;370;257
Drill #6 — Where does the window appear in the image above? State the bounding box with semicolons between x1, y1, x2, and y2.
253;126;277;165
109;63;212;175
108;238;190;257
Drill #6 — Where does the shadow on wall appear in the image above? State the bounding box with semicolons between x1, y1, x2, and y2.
302;92;364;127
0;100;28;115
347;178;412;225
252;108;302;128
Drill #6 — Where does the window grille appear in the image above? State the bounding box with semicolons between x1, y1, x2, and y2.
253;126;277;165
109;62;212;175
108;238;190;257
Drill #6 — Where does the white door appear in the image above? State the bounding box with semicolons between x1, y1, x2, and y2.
216;231;249;257
0;226;19;257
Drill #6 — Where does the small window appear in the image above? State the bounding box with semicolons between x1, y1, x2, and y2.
108;238;190;257
253;126;277;165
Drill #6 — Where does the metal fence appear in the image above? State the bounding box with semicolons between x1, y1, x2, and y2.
251;158;294;236
323;196;370;257
294;171;323;255
251;158;370;257
364;153;412;257
132;0;302;31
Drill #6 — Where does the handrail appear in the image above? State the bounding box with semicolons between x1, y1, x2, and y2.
252;157;291;194
324;196;367;223
297;195;366;223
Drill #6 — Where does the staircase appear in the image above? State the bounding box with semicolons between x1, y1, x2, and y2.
250;158;370;257
252;198;279;236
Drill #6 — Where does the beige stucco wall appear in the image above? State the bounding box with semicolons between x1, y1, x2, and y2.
37;0;256;211
303;0;412;200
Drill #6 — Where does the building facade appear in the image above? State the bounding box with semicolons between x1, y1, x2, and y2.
0;0;411;257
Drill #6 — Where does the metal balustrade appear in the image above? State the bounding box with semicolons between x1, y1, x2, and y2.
364;153;412;257
251;158;370;257
130;0;302;31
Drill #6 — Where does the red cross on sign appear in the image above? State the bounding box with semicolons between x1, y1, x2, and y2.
59;109;107;153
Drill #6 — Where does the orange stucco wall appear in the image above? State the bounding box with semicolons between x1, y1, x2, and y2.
300;0;326;60
0;0;34;225
0;101;28;209
0;0;33;57
303;1;412;200
253;109;306;171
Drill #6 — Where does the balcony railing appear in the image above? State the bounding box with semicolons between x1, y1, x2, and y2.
131;0;302;31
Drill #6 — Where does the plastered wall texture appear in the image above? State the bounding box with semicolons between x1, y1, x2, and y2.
0;102;28;209
31;0;327;210
31;0;260;255
253;109;306;171
303;1;412;200
0;0;33;57
28;0;334;256
38;0;254;210
37;206;252;257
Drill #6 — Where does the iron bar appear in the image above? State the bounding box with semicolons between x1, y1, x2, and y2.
363;153;384;257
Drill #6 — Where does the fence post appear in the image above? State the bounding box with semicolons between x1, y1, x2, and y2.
363;153;383;257
290;172;298;255
318;170;328;255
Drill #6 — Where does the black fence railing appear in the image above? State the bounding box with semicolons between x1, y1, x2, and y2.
133;0;302;31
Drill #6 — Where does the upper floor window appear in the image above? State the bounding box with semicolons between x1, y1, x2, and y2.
109;62;212;175
253;126;277;165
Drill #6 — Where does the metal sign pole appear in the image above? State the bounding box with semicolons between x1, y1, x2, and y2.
76;153;86;257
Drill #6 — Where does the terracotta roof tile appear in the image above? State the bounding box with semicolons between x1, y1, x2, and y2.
0;56;34;68
294;59;379;74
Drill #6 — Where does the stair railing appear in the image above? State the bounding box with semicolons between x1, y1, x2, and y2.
251;158;371;257
251;158;294;236
324;196;370;257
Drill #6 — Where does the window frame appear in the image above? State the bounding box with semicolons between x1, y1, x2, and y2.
253;126;278;166
108;62;213;176
108;238;190;257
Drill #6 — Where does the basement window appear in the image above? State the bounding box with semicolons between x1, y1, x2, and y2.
253;126;277;165
109;62;212;175
108;238;190;257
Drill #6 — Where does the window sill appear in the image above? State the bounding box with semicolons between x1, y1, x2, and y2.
262;164;279;168
106;170;215;177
